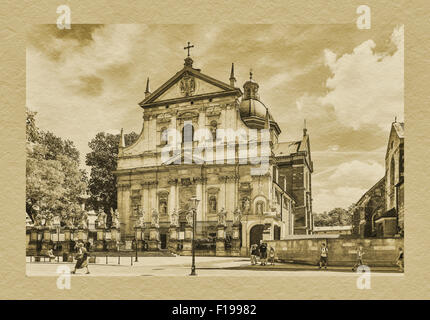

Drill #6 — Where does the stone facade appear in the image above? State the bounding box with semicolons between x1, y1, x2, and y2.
113;56;312;256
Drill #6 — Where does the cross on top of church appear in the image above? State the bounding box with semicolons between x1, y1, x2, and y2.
184;42;194;57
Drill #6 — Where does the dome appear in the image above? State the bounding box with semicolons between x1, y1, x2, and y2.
239;98;267;118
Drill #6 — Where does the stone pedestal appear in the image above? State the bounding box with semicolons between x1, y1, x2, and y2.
41;228;52;254
262;223;272;241
231;224;241;256
182;224;193;255
216;225;226;256
77;229;88;242
148;227;160;251
132;227;143;250
168;226;178;252
95;228;105;251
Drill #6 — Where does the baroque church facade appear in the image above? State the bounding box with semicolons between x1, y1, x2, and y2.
114;51;313;255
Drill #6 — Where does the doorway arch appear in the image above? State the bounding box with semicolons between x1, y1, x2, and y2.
249;224;265;247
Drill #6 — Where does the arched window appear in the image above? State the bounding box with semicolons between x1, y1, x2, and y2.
182;123;194;143
390;157;395;187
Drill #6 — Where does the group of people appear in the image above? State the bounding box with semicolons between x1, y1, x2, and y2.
250;240;275;266
318;242;404;272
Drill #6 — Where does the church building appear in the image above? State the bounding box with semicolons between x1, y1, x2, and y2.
113;47;313;255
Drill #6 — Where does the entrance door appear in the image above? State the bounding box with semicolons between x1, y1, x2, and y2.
160;234;167;249
249;225;264;247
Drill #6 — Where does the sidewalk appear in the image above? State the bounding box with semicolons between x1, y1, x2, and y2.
220;262;402;273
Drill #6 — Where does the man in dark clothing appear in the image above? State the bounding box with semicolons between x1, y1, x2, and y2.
259;241;268;266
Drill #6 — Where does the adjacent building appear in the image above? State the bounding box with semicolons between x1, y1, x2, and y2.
352;121;404;238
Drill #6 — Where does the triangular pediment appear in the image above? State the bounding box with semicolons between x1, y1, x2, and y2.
139;66;241;108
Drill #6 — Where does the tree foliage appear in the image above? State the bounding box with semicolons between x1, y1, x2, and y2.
313;205;354;227
26;109;87;225
85;131;138;225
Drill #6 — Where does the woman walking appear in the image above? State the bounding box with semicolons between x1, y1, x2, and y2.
71;242;90;274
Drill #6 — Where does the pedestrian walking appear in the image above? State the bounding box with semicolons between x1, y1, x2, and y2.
352;245;365;272
395;247;404;272
71;242;90;274
250;244;258;265
269;247;275;265
259;240;268;266
319;242;328;269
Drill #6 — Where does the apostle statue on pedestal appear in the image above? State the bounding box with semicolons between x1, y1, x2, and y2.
217;208;227;226
151;208;159;227
171;208;179;227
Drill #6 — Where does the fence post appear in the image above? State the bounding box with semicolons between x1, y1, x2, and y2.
131;255;133;266
106;255;108;264
118;255;120;265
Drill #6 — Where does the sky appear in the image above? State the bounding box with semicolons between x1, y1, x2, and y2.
26;24;404;213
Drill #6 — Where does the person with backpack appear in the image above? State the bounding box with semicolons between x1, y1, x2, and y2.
319;242;328;270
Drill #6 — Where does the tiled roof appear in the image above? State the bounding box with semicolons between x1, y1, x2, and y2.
274;141;300;156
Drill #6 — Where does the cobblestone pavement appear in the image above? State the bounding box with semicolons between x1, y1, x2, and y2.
26;256;402;277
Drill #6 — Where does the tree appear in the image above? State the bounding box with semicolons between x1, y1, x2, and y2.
26;109;87;225
85;131;138;225
313;206;353;227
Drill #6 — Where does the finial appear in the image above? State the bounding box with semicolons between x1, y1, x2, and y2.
303;119;307;136
145;77;151;98
229;63;236;87
249;69;253;80
394;116;397;123
184;42;194;57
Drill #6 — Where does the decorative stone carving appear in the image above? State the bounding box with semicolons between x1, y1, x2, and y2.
179;74;196;97
78;212;88;229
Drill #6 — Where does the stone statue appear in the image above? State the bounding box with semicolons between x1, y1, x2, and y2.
134;212;144;228
65;214;74;229
78;212;88;229
97;209;107;229
233;207;242;225
171;208;179;227
186;210;193;227
241;197;250;214
33;213;43;227
218;208;227;226
45;212;54;229
151;208;159;227
112;209;120;229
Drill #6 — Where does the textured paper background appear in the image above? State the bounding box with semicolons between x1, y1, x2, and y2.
1;0;429;299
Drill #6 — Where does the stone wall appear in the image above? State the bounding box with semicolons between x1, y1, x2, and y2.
267;237;403;267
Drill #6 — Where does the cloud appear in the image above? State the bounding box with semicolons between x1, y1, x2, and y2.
320;25;404;130
312;159;384;213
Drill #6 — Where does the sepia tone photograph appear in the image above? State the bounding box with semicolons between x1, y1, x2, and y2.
25;23;404;278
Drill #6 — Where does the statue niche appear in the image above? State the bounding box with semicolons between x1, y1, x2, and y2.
158;190;169;215
207;187;219;215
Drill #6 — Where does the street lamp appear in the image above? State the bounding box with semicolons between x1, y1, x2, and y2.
134;228;138;262
189;196;200;276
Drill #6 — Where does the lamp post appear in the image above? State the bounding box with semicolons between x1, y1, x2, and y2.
189;196;200;276
134;228;138;262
